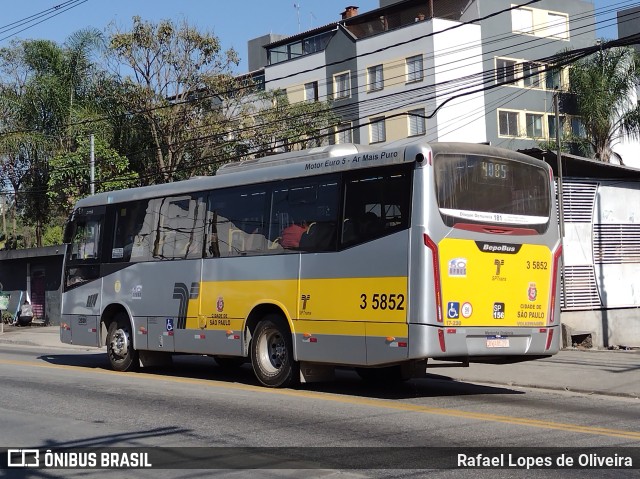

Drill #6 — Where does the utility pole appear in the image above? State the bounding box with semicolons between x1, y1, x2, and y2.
554;91;566;309
554;92;565;238
90;134;95;195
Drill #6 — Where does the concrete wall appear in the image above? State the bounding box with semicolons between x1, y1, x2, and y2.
562;310;640;349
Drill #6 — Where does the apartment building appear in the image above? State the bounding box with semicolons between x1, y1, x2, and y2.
248;0;595;149
615;6;640;168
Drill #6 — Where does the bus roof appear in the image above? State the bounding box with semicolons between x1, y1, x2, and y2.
73;141;548;209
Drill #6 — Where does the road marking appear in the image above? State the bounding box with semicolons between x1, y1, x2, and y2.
2;357;640;440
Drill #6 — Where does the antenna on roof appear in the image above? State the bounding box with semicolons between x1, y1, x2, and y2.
310;11;317;28
294;3;301;32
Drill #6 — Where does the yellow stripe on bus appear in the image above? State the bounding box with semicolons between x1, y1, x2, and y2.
184;277;408;336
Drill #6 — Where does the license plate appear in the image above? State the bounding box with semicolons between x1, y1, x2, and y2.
486;337;510;348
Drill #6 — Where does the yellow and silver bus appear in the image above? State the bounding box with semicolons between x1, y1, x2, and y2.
60;141;562;387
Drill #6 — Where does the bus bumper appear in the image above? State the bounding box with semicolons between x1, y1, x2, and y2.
408;323;560;360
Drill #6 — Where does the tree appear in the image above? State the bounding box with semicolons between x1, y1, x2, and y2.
245;89;338;156
48;135;138;212
107;16;244;183
567;45;640;164
0;32;112;246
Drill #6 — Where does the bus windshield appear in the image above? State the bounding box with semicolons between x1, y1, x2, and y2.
433;153;550;233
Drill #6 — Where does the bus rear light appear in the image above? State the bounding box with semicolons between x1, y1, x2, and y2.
303;333;317;343
424;234;443;323
88;328;96;333
385;336;395;342
545;328;554;350
194;334;206;340
437;329;446;352
61;323;70;330
446;328;456;334
539;328;547;333
397;341;407;348
548;245;563;324
138;327;147;335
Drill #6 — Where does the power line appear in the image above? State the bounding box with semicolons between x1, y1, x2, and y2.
0;0;88;44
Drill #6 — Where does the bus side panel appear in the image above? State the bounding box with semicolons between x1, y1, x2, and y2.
298;232;410;366
60;278;103;347
100;261;202;352
199;255;300;356
146;317;174;351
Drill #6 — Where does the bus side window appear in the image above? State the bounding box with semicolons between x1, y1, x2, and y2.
269;177;339;252
341;166;411;247
112;201;149;262
205;185;268;257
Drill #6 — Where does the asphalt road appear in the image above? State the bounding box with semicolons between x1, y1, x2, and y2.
0;343;639;479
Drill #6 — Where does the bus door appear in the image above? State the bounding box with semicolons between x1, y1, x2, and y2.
62;206;106;347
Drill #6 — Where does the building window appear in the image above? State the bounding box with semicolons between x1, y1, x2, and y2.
498;110;519;136
546;68;562;90
548;115;566;139
336;123;352;144
408;109;426;136
512;8;534;34
305;81;319;102
547;13;569;39
570;117;585;137
526;113;543;138
367;64;384;92
370;117;386;143
522;62;542;87
406;55;424;83
334;72;351;99
496;58;517;84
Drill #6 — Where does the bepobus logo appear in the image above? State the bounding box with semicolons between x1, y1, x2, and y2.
8;449;40;468
475;241;522;254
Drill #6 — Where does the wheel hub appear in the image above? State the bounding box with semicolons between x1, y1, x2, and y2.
110;328;129;359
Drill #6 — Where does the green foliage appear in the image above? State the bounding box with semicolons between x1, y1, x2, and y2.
48;136;138;213
568;46;640;164
246;89;338;157
42;224;63;246
2;311;14;324
107;16;241;183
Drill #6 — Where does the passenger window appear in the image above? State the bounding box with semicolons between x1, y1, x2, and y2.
341;166;412;246
205;185;268;257
270;177;339;252
154;195;206;260
111;194;206;262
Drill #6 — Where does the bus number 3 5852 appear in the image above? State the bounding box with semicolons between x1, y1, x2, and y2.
359;293;405;310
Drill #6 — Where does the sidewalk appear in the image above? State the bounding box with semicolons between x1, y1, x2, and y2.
0;325;638;398
0;324;100;350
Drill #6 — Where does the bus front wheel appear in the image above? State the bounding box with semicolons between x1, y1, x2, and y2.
107;314;139;372
250;316;298;388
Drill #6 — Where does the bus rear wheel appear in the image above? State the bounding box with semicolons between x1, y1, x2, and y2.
106;314;139;372
250;316;298;388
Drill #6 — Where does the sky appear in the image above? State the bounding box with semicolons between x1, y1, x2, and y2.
0;0;628;74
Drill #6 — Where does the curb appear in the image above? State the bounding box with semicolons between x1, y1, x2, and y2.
446;377;640;400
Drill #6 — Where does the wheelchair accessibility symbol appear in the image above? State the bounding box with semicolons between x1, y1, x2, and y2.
447;302;460;319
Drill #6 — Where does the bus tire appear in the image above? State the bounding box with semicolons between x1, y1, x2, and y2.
355;365;410;384
250;315;298;388
106;314;139;372
213;355;246;368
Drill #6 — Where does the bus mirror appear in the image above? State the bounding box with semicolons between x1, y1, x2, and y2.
415;153;425;164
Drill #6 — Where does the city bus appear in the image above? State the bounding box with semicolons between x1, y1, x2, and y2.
60;141;562;387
